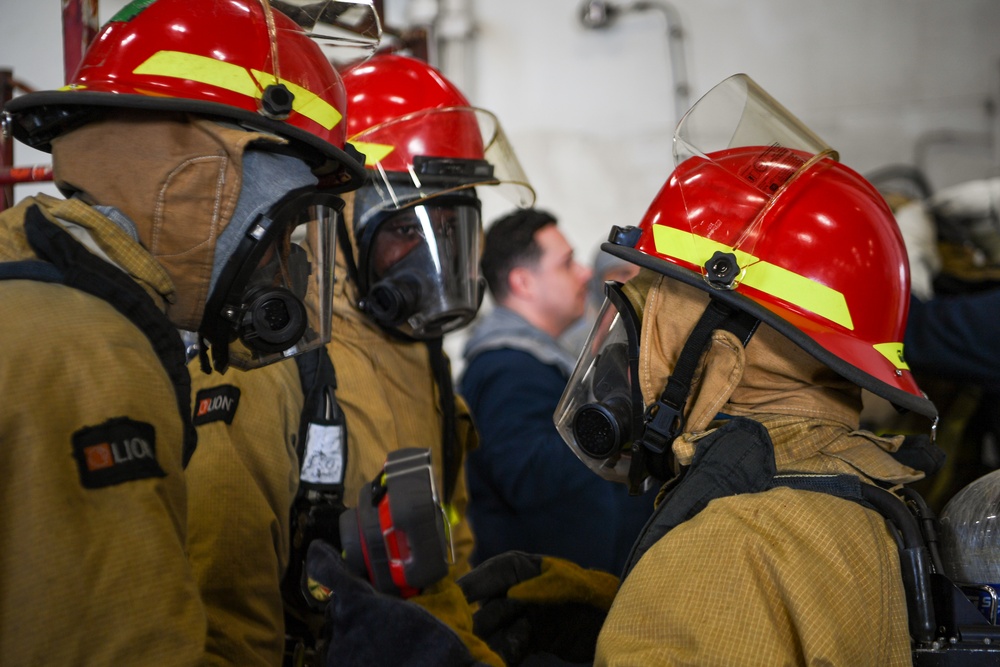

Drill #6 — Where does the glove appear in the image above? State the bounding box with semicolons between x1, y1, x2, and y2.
411;578;506;667
305;539;480;667
457;551;620;666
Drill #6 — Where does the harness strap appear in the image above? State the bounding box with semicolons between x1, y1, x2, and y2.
427;337;461;506
622;415;937;644
633;300;759;485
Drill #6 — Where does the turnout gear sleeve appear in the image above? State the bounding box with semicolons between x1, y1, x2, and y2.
458;551;619;666
0;199;206;664
185;357;304;667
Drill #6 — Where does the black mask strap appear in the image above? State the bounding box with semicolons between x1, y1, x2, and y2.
631;299;760;488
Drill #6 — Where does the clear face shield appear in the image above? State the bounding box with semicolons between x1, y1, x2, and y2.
554;281;656;493
361;196;483;338
270;0;382;66
351;106;535;337
350;106;535;211
668;74;838;286
201;190;342;371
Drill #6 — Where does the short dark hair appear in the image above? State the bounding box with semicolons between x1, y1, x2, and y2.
481;208;557;302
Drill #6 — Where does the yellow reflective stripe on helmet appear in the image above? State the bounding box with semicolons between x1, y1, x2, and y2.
652;225;855;330
133;51;342;130
873;342;911;370
350;141;395;165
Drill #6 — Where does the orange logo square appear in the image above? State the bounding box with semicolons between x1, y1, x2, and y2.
84;443;114;471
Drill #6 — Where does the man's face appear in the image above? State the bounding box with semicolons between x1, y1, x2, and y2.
528;225;592;335
370;205;463;277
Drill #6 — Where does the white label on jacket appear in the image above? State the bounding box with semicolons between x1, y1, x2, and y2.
300;423;345;485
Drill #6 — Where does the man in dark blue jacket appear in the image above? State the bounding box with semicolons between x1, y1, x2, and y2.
905;289;1000;387
460;208;656;574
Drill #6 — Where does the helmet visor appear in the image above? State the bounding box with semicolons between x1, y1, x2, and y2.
350;107;535;211
271;0;383;66
668;74;838;276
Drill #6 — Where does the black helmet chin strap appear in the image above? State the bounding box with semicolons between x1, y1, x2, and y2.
425;337;460;506
629;298;760;491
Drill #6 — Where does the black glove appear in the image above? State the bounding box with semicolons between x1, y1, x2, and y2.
304;539;480;667
457;551;619;666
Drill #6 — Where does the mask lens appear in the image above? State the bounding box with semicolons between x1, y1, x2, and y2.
365;200;482;338
204;191;342;370
555;282;644;486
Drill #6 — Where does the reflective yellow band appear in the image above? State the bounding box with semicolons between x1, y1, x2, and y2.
873;342;911;370
132;51;342;130
652;225;854;330
350;141;396;165
445;503;461;527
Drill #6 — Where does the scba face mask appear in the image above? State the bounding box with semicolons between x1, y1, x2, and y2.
359;193;484;339
200;152;343;371
555;279;760;494
555;281;654;493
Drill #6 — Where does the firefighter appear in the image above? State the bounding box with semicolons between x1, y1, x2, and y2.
0;0;364;663
288;53;534;666
549;73;939;665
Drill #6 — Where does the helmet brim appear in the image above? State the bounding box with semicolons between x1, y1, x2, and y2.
5;90;366;192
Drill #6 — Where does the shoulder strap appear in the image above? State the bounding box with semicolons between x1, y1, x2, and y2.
620;414;941;646
622;416;777;578
284;346;349;655
0;259;64;283
293;346;348;501
426;337;460;506
10;206;197;466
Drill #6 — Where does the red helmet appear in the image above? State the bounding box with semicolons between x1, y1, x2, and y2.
343;53;481;170
335;54;534;339
3;0;367;187
606;75;936;420
340;53;533;204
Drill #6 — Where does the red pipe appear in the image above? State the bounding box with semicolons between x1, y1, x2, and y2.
0;166;55;186
0;1;97;210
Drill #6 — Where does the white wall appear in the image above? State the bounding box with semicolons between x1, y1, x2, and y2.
456;0;1000;261
6;1;999;249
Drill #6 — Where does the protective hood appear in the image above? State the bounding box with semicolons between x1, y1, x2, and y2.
639;273;864;436
51;112;284;331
